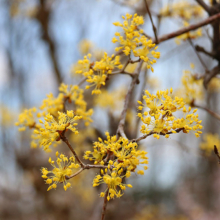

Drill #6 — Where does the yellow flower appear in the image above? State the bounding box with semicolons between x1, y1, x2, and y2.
175;65;204;104
41;152;80;191
93;52;123;74
15;107;39;131
40;93;64;117
159;1;204;20
34;111;81;151
138;89;203;138
93;169;132;200
59;84;93;126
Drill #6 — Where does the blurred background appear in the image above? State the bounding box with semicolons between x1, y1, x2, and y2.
0;0;220;219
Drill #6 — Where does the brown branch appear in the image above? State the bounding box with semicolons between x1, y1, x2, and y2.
65;168;84;179
195;45;215;58
188;38;208;71
131;128;184;143
214;145;220;164
117;61;144;138
144;0;158;43
203;65;220;88
61;134;85;168
195;0;212;14
155;12;220;44
192;102;220;121
36;0;62;86
101;189;109;220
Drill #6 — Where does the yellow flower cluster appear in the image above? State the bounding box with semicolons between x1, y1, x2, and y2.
59;83;93;126
74;53;122;94
160;1;204;20
15;107;40;131
175;66;204;104
93;169;132;201
34;110;81;151
94;87;126;111
84;132;148;170
175;21;202;44
112;13;160;72
40;93;64;117
137;89;203;139
200;133;220;156
41;152;80;191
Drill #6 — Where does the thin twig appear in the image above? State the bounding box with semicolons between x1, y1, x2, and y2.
203;65;219;88
66;168;84;179
195;45;215;58
195;0;212;14
61;135;85;167
131;128;184;143
192;103;220;121
117;61;144;138
155;12;220;44
214;145;220;164
144;0;158;43
188;38;208;71
101;189;109;220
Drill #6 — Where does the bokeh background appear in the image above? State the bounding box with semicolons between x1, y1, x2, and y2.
0;0;220;219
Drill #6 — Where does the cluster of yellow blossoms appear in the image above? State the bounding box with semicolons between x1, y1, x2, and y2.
74;53;123;94
84;132;148;200
112;13;160;72
175;65;204;104
15;107;40;131
59;83;93;126
138;89;203;139
34;110;81;151
15;12;206;204
160;1;204;20
41;152;80;191
200;133;220;156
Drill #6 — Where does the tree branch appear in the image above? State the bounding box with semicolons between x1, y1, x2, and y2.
195;0;212;14
101;189;109;220
36;0;62;86
188;38;208;71
144;0;158;43
156;12;220;44
117;61;144;138
131;128;184;143
192;102;220;121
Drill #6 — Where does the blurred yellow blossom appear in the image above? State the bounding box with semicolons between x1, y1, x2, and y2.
200;133;220;155
15;107;40;131
175;21;202;44
160;1;204;20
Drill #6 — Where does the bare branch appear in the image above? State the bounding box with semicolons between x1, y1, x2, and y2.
195;0;212;14
156;12;220;44
131;128;184;143
101;189;109;220
192;102;220;121
195;45;215;58
214;145;220;164
117;61;144;138
61;135;85;168
66;168;84;179
188;38;208;71
203;65;220;88
144;0;158;43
